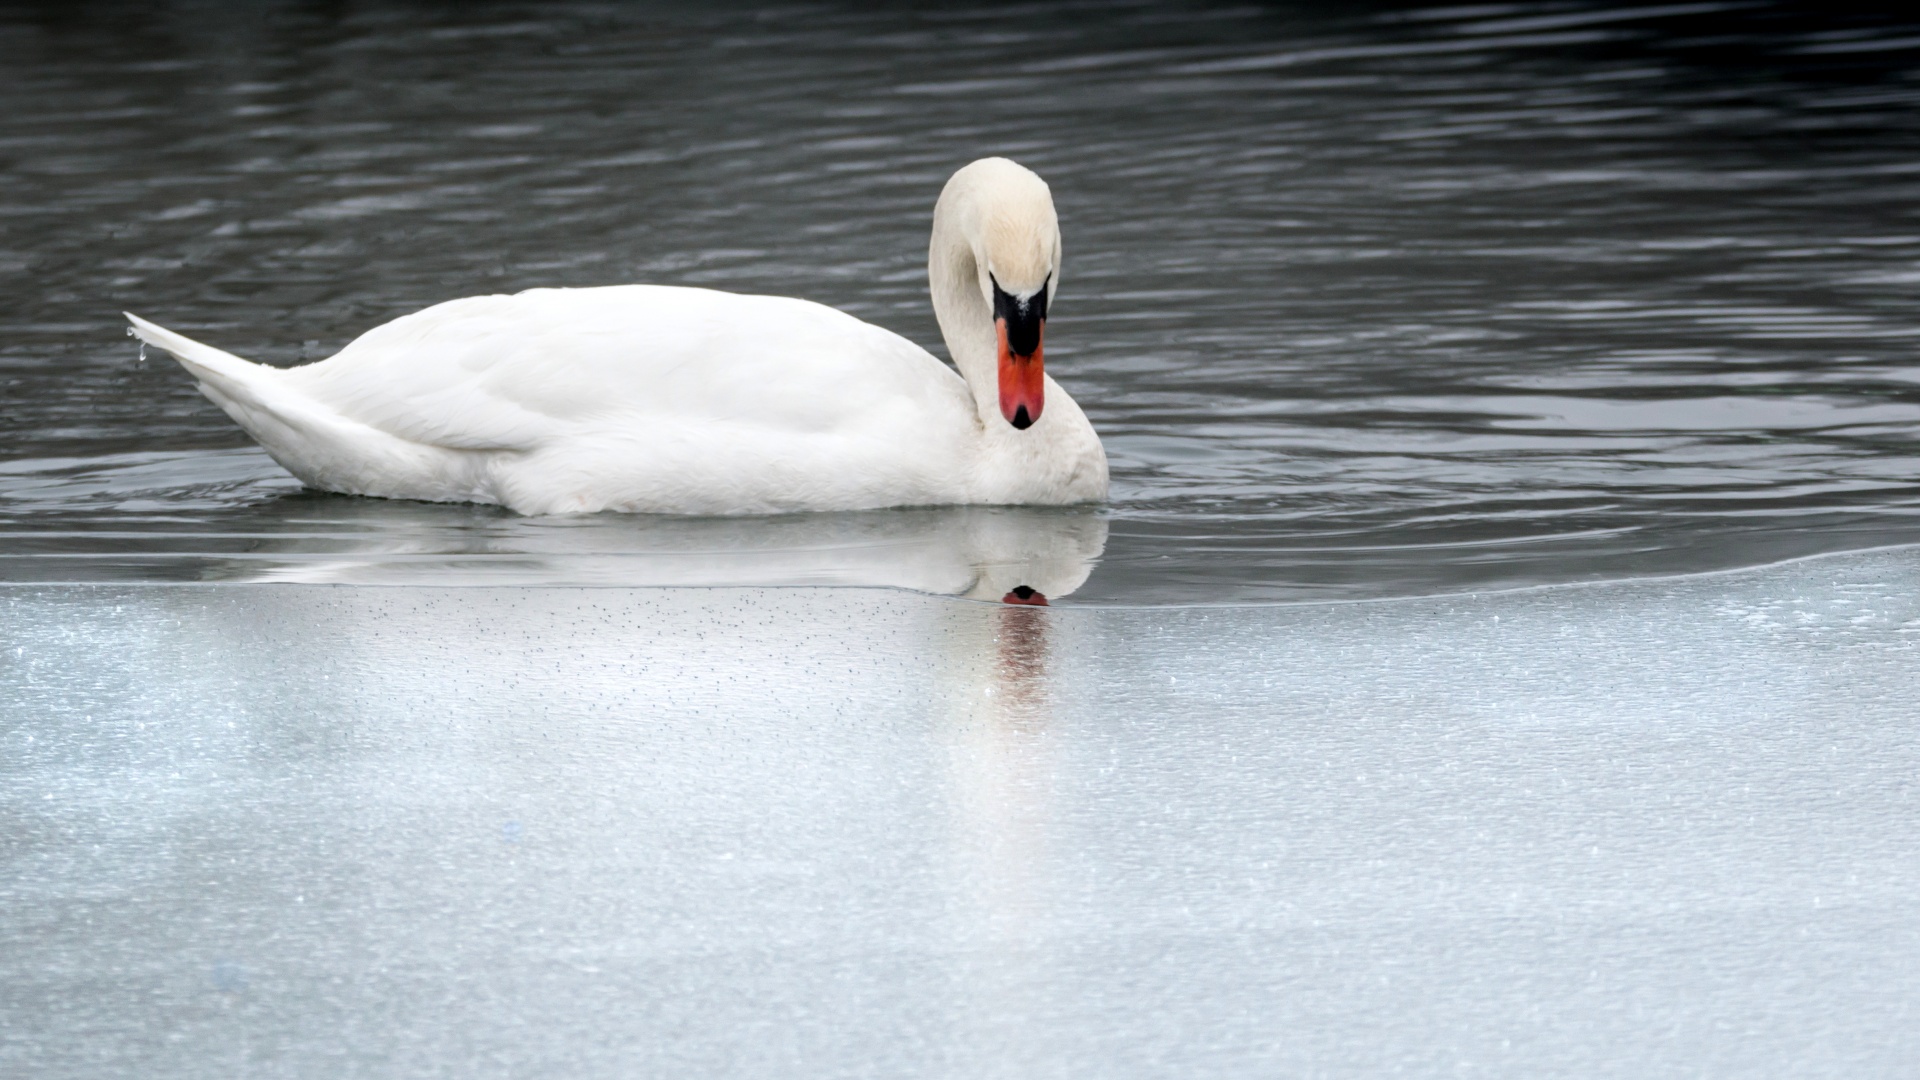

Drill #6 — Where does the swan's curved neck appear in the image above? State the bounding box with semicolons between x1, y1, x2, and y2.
928;199;1001;425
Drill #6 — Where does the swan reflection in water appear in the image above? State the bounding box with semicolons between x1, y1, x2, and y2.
213;497;1106;602
935;567;1066;1005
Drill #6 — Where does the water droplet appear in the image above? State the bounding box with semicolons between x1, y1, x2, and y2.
137;342;146;363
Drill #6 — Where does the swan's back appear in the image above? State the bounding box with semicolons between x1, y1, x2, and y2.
136;285;987;515
298;286;966;453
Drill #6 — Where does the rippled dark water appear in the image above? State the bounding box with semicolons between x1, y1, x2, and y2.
5;1;1920;602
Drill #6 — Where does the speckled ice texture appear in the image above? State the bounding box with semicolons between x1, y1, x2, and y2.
4;548;1919;1079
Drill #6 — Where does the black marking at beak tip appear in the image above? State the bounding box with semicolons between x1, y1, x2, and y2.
1010;405;1033;430
991;272;1049;357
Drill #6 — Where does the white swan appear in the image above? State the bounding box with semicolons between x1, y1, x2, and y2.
124;157;1107;516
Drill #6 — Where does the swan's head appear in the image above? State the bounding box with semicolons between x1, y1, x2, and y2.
936;157;1062;430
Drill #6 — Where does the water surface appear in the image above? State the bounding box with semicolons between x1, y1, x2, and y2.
6;1;1920;600
10;10;1920;1072
6;549;1919;1077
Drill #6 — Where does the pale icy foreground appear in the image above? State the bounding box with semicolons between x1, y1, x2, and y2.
4;549;1918;1078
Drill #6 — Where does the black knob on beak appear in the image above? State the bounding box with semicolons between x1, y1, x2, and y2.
992;275;1048;357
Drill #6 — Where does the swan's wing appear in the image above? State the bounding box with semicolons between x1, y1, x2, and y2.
287;291;614;452
288;285;962;453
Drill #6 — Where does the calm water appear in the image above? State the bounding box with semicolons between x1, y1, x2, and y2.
6;1;1920;601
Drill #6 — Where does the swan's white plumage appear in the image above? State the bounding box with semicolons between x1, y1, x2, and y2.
126;158;1108;516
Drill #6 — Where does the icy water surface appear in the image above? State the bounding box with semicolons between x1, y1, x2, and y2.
6;2;1920;600
5;549;1920;1078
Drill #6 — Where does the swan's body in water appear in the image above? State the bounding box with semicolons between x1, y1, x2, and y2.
125;158;1107;516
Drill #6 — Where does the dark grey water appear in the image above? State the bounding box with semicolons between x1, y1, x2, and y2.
6;1;1920;601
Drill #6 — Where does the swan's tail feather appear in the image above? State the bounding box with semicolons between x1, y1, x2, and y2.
123;312;344;486
123;312;481;503
123;312;280;412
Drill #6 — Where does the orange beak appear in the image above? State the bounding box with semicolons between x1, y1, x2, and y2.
996;318;1044;430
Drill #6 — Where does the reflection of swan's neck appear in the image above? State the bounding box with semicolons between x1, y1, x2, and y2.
995;604;1051;714
928;190;1000;426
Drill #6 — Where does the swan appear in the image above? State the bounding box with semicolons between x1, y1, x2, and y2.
124;157;1107;516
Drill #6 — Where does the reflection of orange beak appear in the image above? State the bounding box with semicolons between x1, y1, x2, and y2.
996;319;1044;430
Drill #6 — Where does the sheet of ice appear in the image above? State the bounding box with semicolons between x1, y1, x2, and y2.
4;548;1919;1078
